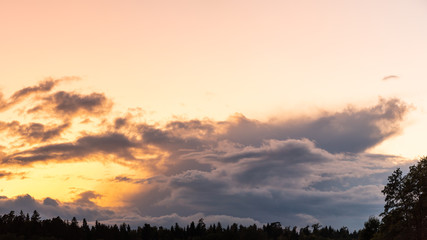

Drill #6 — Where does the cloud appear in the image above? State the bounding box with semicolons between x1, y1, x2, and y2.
10;80;57;102
101;212;263;229
220;98;408;153
114;117;128;130
0;121;70;144
91;98;409;229
119;98;408;178
0;77;79;112
113;175;135;183
0;80;415;230
29;91;112;118
51;91;110;115
3;133;137;164
295;214;320;226
0;171;13;179
0;171;25;180
382;75;399;81
0;194;265;229
0;194;114;222
43;197;59;207
0;77;111;121
122;135;407;229
74;191;102;207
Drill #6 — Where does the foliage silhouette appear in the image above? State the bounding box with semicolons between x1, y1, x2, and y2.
0;211;361;240
358;216;379;240
375;156;427;240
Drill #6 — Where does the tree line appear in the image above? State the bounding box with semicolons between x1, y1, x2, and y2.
1;156;426;240
371;156;427;240
0;211;359;240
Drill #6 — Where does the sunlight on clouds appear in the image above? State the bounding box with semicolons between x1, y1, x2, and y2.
0;78;418;230
0;161;145;207
367;109;427;161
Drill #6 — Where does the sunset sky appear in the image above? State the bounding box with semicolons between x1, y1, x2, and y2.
1;0;427;230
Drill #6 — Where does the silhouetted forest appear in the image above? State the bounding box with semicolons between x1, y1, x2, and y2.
0;210;360;240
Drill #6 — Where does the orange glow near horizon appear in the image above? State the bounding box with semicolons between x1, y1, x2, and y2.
0;160;149;207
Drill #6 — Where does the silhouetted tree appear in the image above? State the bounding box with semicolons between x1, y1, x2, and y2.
378;156;427;240
196;218;206;236
216;222;222;232
358;216;379;240
30;210;40;223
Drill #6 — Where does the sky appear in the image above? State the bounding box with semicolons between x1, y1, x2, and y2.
0;0;427;230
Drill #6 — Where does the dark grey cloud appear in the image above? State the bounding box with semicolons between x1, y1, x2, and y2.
0;121;70;143
124;136;409;230
113;175;134;183
43;197;59;207
165;119;216;137
138;123;212;174
221;98;408;153
122;98;408;179
50;91;110;115
132;99;408;171
226;140;333;186
0;77;78;112
29;91;112;117
138;118;218;152
114;117;128;130
99;98;411;229
74;191;102;207
3;133;136;164
220;139;331;164
0;80;56;111
10;80;56;102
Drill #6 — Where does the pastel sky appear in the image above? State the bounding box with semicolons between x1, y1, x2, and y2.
0;0;426;230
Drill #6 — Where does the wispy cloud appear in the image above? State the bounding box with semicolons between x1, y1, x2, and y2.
0;170;26;180
3;133;136;164
27;91;112;118
382;75;399;81
0;121;70;144
0;77;80;112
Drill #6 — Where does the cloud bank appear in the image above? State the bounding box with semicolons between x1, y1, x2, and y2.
0;79;414;230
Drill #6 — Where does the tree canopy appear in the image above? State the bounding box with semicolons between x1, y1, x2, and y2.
375;156;427;240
